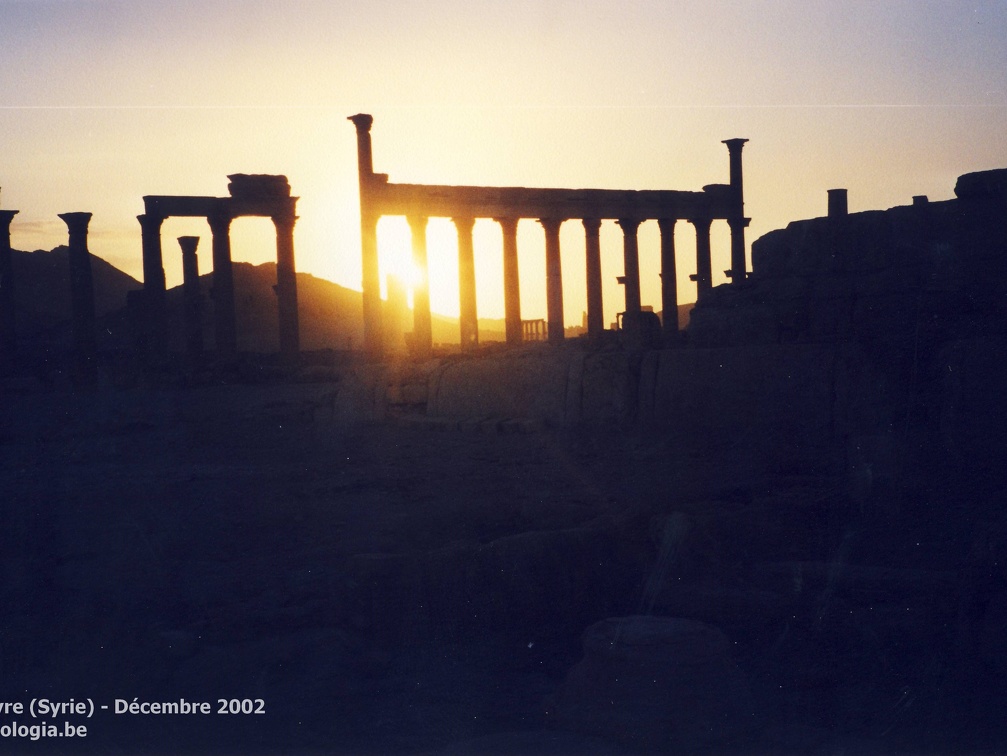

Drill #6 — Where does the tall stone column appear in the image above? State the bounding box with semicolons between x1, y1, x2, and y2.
690;217;713;299
207;208;237;358
723;138;749;283
349;114;383;361
583;218;603;338
408;215;432;359
453;216;478;351
138;212;167;357
0;210;18;363
273;210;300;360
58;212;96;380
539;218;565;343
496;217;522;346
658;218;679;338
177;236;203;360
617;219;643;321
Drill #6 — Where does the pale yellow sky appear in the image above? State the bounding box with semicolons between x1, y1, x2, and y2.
1;1;1005;325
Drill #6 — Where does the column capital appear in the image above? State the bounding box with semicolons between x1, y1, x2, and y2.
207;208;233;234
0;210;18;229
452;216;476;232
272;212;299;231
348;113;374;133
689;216;713;230
407;215;429;233
137;213;164;232
582;217;602;233
657;217;678;231
616;218;643;233
495;217;519;232
177;236;200;256
722;138;749;153
538;217;564;232
58;212;92;235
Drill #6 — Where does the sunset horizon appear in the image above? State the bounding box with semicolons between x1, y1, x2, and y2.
2;1;1004;328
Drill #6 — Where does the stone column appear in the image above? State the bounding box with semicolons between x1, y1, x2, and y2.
207;208;237;358
349;114;383;361
177;236;203;360
273;210;300;360
0;210;18;362
408;215;432;359
658;218;679;337
138;212;167;357
723;138;749;283
583;218;603;338
453;216;478;351
496;217;522;345
690;217;713;299
539;218;565;343
617;219;643;321
59;212;96;380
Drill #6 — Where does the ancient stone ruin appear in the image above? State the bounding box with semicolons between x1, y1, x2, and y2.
136;174;300;362
349;113;749;360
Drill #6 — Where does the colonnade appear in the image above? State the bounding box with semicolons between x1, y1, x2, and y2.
137;175;300;361
0;208;97;379
350;114;749;360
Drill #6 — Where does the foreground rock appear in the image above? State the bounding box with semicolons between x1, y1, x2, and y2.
554;616;758;752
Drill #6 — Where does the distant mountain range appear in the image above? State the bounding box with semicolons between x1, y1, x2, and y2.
9;249;692;354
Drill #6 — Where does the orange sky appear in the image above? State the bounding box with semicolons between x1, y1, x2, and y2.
1;1;1005;325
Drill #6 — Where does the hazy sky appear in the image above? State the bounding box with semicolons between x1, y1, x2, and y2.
2;0;1005;323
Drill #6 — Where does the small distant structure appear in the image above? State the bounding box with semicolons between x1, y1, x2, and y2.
348;114;750;361
136;174;300;362
0;198;19;368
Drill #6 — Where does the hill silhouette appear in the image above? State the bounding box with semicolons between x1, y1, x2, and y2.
10;246;141;341
9;251;694;356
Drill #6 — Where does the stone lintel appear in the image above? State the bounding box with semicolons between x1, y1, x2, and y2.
372;183;733;222
143;195;298;220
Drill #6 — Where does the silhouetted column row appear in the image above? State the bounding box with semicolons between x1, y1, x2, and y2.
397;214;726;354
350;115;750;359
0;210;18;364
